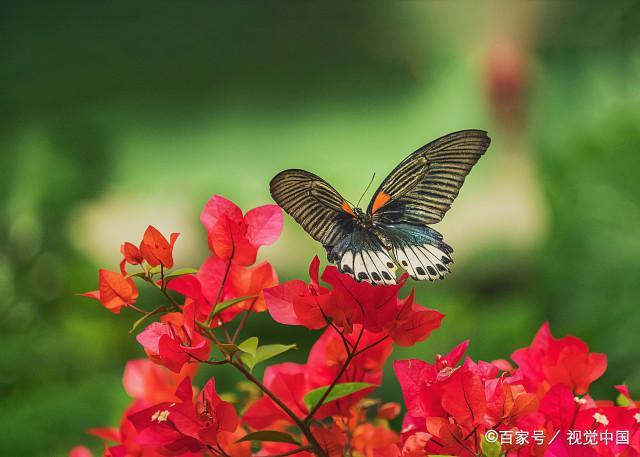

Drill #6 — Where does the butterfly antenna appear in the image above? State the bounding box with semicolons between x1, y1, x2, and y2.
356;172;376;208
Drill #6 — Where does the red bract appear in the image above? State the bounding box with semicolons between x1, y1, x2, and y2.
200;195;282;266
395;342;538;455
511;322;607;395
120;241;144;274
264;259;444;346
394;340;469;418
264;256;331;328
129;377;238;454
243;362;310;429
168;255;277;324
81;269;139;314
136;305;210;373
123;358;198;405
82;360;196;457
139;225;179;269
385;290;444;347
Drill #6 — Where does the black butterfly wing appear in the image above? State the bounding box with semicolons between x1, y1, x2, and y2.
367;130;491;225
270;169;398;285
269;169;356;251
367;130;490;281
329;227;398;286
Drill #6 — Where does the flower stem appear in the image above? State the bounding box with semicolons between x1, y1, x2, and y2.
231;360;328;457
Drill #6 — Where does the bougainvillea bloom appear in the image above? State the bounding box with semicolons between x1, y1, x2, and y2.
81;269;139;314
263;256;332;328
139;225;180;269
168;256;278;324
72;194;640;457
129;377;238;454
264;259;444;346
200;195;282;266
137;306;210;373
511;321;607;395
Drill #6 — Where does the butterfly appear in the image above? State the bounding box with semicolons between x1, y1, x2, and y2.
270;130;491;285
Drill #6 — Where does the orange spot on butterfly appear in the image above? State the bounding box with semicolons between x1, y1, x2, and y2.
371;192;391;213
342;201;355;216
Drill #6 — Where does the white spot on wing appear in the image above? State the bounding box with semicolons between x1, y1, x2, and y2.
353;252;371;283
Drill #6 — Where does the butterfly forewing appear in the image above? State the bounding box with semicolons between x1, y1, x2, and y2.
269;169;355;249
367;130;491;225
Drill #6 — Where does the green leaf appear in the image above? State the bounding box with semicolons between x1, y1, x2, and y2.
616;392;631;407
129;306;167;334
212;295;256;316
480;433;502;457
237;337;259;357
216;337;259;358
240;343;296;371
303;382;375;412
163;267;199;282
236;430;300;446
148;265;163;276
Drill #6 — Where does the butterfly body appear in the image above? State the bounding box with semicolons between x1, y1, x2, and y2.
270;130;490;285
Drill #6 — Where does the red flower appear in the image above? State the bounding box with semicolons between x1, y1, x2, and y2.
139;225;179;269
351;423;400;457
511;322;607;395
394;340;469;418
119;242;145;275
69;446;93;457
394;339;540;456
168;255;277;324
264;256;331;329
243;362;310;429
129;376;238;454
264;259;444;346
136;305;210;373
200;195;282;266
385;290;444;347
82;359;196;457
122;358;198;405
81;269;139;314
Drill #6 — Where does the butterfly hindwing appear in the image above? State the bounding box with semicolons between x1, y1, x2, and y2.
269;169;356;250
378;224;453;281
368;130;490;225
329;227;397;285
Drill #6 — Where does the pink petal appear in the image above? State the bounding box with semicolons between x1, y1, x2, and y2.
263;280;308;326
244;204;283;247
136;322;167;355
200;195;243;235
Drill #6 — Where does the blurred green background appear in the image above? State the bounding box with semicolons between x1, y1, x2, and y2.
1;1;640;455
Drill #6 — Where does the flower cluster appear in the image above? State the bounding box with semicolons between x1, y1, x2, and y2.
264;257;444;347
74;194;639;457
386;323;640;456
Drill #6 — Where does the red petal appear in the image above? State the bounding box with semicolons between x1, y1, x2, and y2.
98;269;138;313
121;242;143;265
264;280;308;326
215;401;238;432
230;261;278;312
69;446;93;457
136;322;167;357
88;427;120;442
139;225;177;268
79;290;100;301
243;204;283;247
158;334;192;373
441;369;487;429
388;296;444;347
